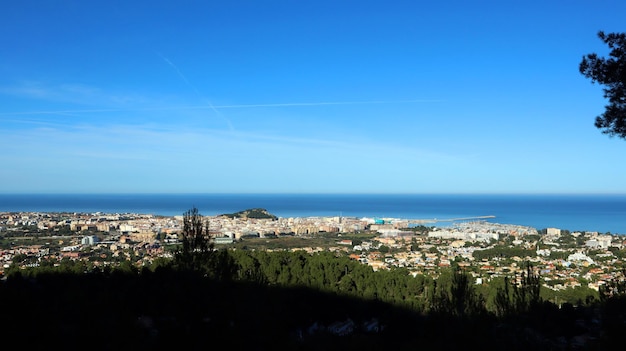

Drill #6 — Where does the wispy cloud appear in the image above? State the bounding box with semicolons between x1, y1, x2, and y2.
2;118;457;163
156;52;234;131
0;99;441;117
0;113;477;194
212;99;444;108
0;81;148;108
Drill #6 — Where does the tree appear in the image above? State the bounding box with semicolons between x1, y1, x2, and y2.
597;269;626;345
491;262;542;318
512;262;542;313
430;267;485;318
599;268;626;302
580;31;626;139
493;276;512;317
174;207;214;273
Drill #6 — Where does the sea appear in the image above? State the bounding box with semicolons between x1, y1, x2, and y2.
1;193;626;234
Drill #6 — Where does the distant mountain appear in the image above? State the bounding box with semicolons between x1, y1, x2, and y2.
219;208;278;220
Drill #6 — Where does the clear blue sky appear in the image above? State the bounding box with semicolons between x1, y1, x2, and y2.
2;0;625;194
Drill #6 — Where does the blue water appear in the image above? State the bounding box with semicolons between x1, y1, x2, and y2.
1;193;626;234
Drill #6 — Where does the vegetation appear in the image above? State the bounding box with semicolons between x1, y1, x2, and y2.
580;31;626;139
399;225;432;234
4;246;615;350
230;231;378;251
3;207;626;350
219;207;278;220
472;246;536;261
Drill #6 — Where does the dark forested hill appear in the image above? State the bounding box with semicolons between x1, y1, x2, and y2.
1;249;622;350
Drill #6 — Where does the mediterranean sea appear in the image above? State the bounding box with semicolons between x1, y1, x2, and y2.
1;193;626;234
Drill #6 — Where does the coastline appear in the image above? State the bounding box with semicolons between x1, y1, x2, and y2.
1;193;625;233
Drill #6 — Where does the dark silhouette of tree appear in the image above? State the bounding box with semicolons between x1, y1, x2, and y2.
430;267;485;318
494;276;512;317
492;262;542;319
599;268;626;302
597;269;626;345
580;31;626;139
174;207;214;273
171;207;238;280
449;267;485;318
513;262;542;313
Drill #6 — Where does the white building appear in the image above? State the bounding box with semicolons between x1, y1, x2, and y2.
567;252;594;265
81;235;99;246
546;228;561;236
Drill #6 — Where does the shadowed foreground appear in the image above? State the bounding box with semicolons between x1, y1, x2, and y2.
0;266;618;351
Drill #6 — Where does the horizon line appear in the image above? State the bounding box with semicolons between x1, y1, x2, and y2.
1;192;626;196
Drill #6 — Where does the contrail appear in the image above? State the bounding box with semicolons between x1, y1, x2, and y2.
0;99;442;117
156;52;234;131
157;52;193;87
213;99;443;108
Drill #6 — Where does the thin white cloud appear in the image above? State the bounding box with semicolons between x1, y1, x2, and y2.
0;81;148;108
0;116;490;194
2;119;459;164
156;52;235;131
0;99;442;116
213;99;444;108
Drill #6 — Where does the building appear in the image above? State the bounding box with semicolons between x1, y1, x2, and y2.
546;228;561;236
214;236;234;245
81;235;99;245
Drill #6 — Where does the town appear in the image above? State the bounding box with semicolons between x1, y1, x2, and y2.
1;209;624;299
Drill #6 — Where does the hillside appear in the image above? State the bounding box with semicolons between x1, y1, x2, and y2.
219;208;278;220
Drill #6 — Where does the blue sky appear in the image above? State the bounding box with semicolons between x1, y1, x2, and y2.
1;0;625;194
